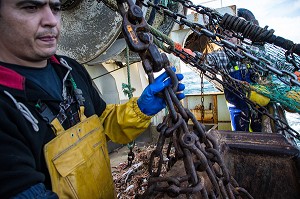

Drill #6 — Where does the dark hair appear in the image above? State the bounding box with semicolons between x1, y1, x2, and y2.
237;8;259;26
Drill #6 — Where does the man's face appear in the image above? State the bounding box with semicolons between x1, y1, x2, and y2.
223;30;239;45
0;0;61;66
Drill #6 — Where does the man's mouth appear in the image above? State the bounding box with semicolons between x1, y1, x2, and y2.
39;35;57;41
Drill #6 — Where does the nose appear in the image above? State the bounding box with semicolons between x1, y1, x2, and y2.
41;6;60;27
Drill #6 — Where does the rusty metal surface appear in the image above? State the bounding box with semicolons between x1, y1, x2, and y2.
57;0;122;64
213;130;300;156
158;130;300;198
210;130;300;199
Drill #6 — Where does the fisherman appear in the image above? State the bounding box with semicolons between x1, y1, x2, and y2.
0;1;185;198
204;11;264;132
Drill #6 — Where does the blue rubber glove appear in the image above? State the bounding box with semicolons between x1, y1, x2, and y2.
137;68;185;116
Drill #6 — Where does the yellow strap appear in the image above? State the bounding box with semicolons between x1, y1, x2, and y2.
51;106;87;136
79;106;87;121
247;63;251;68
234;65;239;71
50;118;65;136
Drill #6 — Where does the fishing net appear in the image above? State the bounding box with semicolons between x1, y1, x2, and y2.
244;43;300;113
249;83;300;113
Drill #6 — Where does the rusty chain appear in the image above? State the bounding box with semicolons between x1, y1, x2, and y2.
139;0;300;86
115;0;255;198
137;0;300;142
200;71;204;123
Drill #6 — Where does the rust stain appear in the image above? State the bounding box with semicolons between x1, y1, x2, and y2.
127;25;139;44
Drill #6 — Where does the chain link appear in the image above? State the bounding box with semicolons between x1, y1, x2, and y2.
173;47;300;141
143;0;300;141
200;71;204;123
115;0;255;198
141;0;300;87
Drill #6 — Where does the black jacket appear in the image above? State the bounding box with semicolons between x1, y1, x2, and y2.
0;55;106;198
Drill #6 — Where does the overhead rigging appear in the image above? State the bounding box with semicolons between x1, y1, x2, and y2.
61;0;300;198
111;0;300;198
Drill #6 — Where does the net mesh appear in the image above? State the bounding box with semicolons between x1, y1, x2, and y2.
245;43;300;113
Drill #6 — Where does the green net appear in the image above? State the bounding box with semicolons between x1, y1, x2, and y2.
240;42;300;113
250;82;300;113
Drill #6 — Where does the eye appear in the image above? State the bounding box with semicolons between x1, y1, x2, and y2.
52;8;61;13
51;4;62;14
51;5;61;13
23;5;38;12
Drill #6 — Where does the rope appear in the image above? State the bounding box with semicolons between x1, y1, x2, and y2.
235;77;300;114
124;45;135;167
149;25;175;51
4;91;39;132
121;46;136;99
153;37;171;53
251;83;300;113
126;46;133;99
